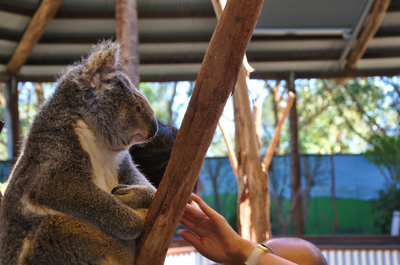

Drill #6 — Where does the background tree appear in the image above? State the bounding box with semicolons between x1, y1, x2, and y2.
365;134;400;233
139;82;181;125
201;157;238;227
0;83;6;160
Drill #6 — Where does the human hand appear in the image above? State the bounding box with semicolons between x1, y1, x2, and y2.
178;194;255;265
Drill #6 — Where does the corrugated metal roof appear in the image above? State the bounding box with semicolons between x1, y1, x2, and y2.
0;0;399;82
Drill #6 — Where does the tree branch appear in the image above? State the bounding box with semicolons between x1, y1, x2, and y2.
218;121;238;180
134;0;263;263
263;92;295;169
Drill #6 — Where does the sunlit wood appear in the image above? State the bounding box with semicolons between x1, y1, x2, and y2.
262;92;295;170
134;0;264;263
6;0;63;74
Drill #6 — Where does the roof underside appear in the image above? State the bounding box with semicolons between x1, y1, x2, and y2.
0;0;399;82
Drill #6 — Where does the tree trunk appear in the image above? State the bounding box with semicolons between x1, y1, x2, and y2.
234;65;271;242
3;76;20;162
134;0;263;263
330;154;338;235
271;81;281;155
253;97;262;154
288;74;303;236
115;0;139;87
213;0;272;243
34;82;45;106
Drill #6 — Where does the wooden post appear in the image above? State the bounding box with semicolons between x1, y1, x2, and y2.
288;72;303;236
337;0;390;84
134;0;264;263
6;0;63;74
3;76;20;162
235;65;271;242
346;0;391;69
212;0;271;243
115;0;140;87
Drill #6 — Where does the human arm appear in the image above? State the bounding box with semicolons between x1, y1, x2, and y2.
178;194;298;265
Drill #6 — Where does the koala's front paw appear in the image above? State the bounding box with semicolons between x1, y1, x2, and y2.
136;208;148;220
112;184;155;209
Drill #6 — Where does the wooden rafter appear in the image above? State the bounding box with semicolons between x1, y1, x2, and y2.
0;3;215;19
345;0;391;69
6;0;63;75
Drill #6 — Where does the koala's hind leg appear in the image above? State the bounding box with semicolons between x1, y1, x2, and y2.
21;216;135;265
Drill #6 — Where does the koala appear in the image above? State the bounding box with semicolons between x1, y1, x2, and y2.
0;41;158;265
129;119;178;188
130;119;203;194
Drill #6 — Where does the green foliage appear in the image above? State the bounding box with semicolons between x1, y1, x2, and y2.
271;196;381;235
139;82;174;123
202;193;238;231
365;134;400;185
365;134;400;233
370;188;400;233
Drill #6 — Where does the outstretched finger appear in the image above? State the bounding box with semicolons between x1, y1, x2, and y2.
179;215;196;231
182;202;206;220
178;229;202;249
190;194;223;222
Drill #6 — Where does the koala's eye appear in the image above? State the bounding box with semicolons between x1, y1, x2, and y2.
135;105;142;113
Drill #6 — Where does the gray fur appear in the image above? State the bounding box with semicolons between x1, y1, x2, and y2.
0;41;158;265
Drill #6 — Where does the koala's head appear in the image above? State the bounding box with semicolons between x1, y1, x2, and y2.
67;40;158;151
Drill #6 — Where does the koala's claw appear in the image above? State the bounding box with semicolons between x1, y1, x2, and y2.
111;184;132;195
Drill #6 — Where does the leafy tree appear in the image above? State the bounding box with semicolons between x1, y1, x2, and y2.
139;82;179;124
365;135;400;188
365;134;400;233
370;187;400;233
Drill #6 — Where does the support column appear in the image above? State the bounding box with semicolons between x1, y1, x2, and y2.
288;72;303;236
115;0;140;88
3;76;20;162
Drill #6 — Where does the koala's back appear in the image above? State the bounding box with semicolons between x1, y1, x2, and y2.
0;102;94;264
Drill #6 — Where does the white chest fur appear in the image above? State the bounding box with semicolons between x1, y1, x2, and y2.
75;120;123;193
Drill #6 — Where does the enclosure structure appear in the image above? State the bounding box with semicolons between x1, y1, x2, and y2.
0;0;400;264
0;0;399;160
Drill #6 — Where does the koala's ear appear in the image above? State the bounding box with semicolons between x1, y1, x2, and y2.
83;41;121;88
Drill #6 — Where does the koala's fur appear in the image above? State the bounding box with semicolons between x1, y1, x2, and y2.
0;41;158;265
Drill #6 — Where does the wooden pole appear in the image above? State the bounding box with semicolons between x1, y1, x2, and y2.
346;0;391;69
6;0;63;74
134;0;264;263
337;0;391;84
115;0;140;87
288;72;303;236
3;76;20;162
212;0;271;242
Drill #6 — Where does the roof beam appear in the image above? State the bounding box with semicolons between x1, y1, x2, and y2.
0;3;215;19
6;0;63;74
345;0;391;69
15;66;400;83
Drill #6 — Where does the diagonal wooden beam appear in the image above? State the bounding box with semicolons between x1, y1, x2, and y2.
345;0;391;69
6;0;63;75
134;0;263;263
